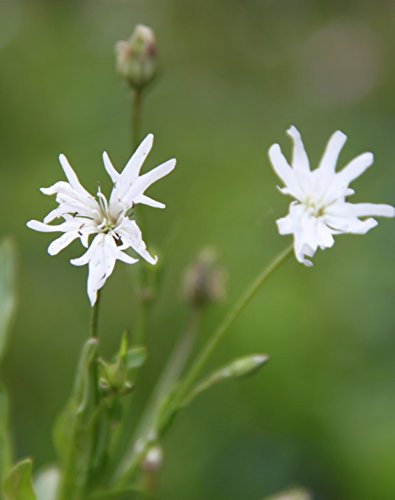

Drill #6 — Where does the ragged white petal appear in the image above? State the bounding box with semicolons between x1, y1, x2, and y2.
115;249;139;265
86;234;120;306
268;144;303;199
336;152;374;186
133;194;166;209
276;214;294;235
325;215;378;234
48;231;81;255
327;202;395;219
27;220;70;233
58;154;92;198
121;134;154;181
117;219;157;264
315;221;335;249
110;134;154;207
287;125;310;172
117;159;176;208
43;208;63;224
102;152;119;183
317;130;347;177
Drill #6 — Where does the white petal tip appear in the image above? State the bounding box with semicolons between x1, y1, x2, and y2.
26;220;41;231
334;130;347;140
268;143;280;159
286;125;300;137
167;159;177;171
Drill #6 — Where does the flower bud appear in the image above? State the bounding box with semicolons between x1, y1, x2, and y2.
142;446;163;473
182;246;226;308
115;24;158;90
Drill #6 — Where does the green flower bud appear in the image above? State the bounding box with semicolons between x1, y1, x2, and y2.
182;246;226;308
115;24;158;90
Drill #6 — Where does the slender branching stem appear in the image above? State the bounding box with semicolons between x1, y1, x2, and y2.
174;244;293;406
114;245;293;486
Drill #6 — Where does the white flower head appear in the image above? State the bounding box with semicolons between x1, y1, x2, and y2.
269;126;395;266
27;134;176;305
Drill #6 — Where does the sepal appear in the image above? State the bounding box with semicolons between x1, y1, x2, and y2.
2;458;36;500
183;354;269;406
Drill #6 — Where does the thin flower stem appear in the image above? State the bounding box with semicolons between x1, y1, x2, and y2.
174;244;293;408
112;308;201;484
132;89;143;149
114;245;293;486
90;289;102;339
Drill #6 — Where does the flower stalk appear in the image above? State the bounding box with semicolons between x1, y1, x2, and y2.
174;244;293;408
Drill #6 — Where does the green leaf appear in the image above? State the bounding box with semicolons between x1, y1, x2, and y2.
125;346;147;371
183;354;269;406
3;459;36;500
0;239;16;363
53;338;99;499
0;384;13;483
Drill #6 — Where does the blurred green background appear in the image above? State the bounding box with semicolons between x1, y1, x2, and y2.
1;0;395;498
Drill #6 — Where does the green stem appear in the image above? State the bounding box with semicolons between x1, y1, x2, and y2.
90;289;102;340
116;307;202;480
86;290;102;493
174;244;293;409
132;89;143;149
114;245;293;486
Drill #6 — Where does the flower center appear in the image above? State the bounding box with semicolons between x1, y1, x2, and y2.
96;190;118;233
304;195;325;218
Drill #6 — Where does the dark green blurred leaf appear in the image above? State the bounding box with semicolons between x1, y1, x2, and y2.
3;458;36;500
0;385;12;484
183;354;269;406
0;239;16;363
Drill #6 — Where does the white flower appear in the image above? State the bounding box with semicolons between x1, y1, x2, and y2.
27;134;176;305
269;126;395;266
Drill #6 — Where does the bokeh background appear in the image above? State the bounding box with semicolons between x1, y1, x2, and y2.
1;0;395;498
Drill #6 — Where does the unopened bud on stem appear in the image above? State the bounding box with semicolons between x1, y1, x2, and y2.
182;246;226;308
115;24;158;90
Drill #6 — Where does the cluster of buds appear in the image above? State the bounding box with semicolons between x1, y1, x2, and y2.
182;246;226;308
98;333;146;397
115;24;158;90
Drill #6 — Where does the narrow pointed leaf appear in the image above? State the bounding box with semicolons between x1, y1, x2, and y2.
183;354;269;406
0;239;16;363
3;459;36;500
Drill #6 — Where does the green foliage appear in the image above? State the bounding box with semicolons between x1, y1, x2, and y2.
183;354;269;406
53;338;98;500
0;385;12;486
0;239;16;485
0;239;16;363
2;459;36;500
